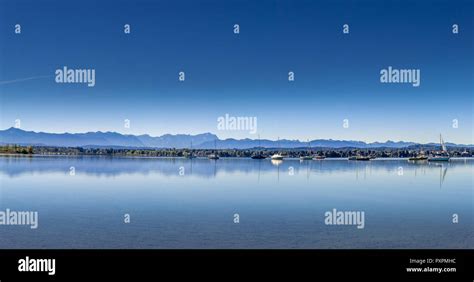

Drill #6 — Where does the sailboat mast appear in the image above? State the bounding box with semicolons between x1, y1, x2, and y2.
441;134;447;152
440;134;442;151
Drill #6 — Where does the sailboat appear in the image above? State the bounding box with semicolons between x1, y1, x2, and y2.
185;141;196;159
251;135;266;159
428;134;450;162
271;137;284;160
208;139;219;160
300;140;313;160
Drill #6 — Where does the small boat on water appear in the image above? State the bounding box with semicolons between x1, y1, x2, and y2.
300;139;313;160
185;141;196;158
428;156;450;162
428;134;450;162
313;155;326;160
208;140;219;160
271;137;284;160
208;154;219;160
429;156;450;162
461;149;471;157
409;148;428;161
355;156;371;161
408;155;428;161
251;135;266;159
271;153;284;160
348;154;370;161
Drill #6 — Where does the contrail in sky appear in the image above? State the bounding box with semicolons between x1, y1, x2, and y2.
0;75;52;85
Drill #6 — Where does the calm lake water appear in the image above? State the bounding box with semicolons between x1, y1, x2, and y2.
0;156;472;249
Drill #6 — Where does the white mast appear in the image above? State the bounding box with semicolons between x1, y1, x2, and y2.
440;134;448;154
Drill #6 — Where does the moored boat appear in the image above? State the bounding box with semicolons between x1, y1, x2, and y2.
271;153;284;160
299;139;313;160
185;141;197;158
207;140;219;160
252;135;267;159
428;134;450;162
208;154;219;160
408;155;428;161
409;148;428;161
355;156;371;161
271;137;284;160
348;155;370;161
428;156;450;162
300;156;313;160
461;149;470;157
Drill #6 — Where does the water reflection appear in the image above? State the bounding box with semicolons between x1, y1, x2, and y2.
0;156;472;249
0;156;471;181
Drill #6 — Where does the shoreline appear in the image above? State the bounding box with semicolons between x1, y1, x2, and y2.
1;144;472;159
1;153;473;161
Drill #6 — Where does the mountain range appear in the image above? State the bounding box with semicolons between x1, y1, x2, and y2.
0;128;471;149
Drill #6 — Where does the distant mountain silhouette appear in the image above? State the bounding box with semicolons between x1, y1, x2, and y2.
0;128;471;149
0;128;216;148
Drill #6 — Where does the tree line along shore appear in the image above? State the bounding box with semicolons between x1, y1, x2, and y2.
1;144;472;158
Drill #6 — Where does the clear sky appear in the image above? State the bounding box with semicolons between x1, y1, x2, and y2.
0;0;473;144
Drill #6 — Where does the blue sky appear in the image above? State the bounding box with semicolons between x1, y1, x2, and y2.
0;0;473;144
